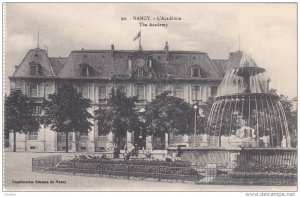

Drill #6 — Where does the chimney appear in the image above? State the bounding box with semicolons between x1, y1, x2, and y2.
164;41;169;61
111;44;115;57
14;65;18;71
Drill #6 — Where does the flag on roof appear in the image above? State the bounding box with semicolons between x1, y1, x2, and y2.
133;31;141;41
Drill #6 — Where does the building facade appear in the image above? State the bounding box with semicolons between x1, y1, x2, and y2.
8;42;229;152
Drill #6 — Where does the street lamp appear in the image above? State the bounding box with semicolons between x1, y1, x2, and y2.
138;108;146;147
193;104;198;147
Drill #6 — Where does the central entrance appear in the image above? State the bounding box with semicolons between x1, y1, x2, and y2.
133;130;146;150
152;133;166;150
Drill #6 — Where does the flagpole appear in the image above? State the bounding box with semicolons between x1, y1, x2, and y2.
139;30;142;51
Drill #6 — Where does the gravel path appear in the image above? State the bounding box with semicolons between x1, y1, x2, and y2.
3;152;297;191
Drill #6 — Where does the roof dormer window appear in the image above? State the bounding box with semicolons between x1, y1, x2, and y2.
79;64;91;77
30;65;39;76
81;67;89;77
191;67;201;78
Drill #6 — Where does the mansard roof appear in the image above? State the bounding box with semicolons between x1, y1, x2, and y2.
10;47;224;81
49;57;67;75
58;49;222;80
12;48;56;77
211;59;230;77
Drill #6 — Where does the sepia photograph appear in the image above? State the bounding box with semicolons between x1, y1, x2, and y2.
2;2;298;193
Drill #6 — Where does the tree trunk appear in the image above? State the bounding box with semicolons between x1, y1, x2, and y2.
66;131;69;153
13;131;16;152
75;131;79;152
161;133;165;150
116;135;120;148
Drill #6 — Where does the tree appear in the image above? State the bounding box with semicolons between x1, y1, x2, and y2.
94;88;141;148
4;90;40;152
43;83;93;153
144;92;195;147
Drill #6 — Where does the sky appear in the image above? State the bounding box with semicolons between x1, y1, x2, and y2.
4;3;297;98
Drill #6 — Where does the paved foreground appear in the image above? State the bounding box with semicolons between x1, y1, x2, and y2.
3;152;297;191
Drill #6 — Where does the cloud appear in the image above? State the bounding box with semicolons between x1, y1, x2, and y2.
6;33;35;52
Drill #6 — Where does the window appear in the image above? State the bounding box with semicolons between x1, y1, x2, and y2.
80;86;89;99
33;106;42;114
116;85;126;93
45;84;52;99
98;86;107;100
192;86;201;101
15;81;23;90
80;132;88;137
30;65;39;76
211;86;218;98
29;84;38;97
156;85;164;96
80;147;87;151
191;67;200;77
174;86;183;98
128;59;132;71
80;66;90;77
98;86;107;104
165;86;173;95
137;68;143;76
29;131;38;140
98;133;108;137
136;85;145;100
58;133;73;141
30;146;36;150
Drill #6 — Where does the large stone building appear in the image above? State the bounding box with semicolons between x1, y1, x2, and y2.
8;42;231;152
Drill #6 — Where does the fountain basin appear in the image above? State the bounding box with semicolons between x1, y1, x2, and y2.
167;147;297;165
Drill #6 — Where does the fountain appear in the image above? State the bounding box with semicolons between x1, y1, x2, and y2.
207;51;290;148
167;51;295;165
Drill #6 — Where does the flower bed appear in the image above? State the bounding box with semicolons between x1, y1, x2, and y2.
70;157;191;166
229;172;297;178
210;175;297;186
206;163;297;186
233;163;297;174
50;158;204;182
